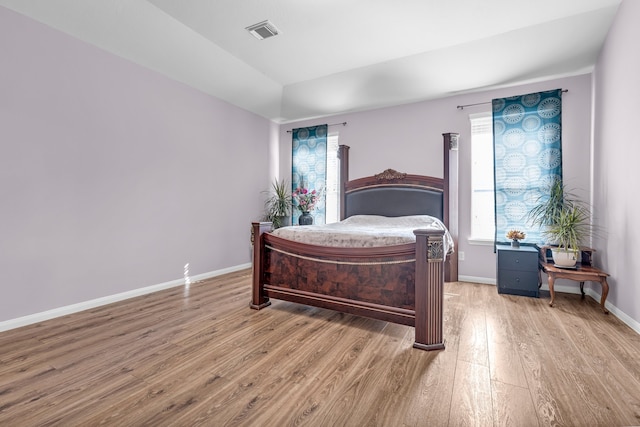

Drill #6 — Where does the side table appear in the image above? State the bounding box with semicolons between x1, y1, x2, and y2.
540;262;610;314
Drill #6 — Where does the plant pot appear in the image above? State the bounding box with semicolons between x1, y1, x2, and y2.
275;215;291;228
551;248;578;267
511;239;520;248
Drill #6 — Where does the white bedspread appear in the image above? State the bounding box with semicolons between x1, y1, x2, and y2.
271;215;454;252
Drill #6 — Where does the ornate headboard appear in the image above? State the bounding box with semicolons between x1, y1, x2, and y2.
337;132;459;282
342;169;445;221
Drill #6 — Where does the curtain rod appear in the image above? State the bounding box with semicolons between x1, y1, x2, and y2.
456;89;568;110
286;121;347;133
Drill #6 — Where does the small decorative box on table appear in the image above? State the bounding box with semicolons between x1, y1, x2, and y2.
496;244;540;297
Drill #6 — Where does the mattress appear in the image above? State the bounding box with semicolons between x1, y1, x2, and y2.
270;214;454;252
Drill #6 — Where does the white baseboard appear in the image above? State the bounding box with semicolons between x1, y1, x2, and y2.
458;275;496;285
538;283;583;295
582;287;640;335
542;284;640;334
0;263;251;333
5;266;638;338
458;276;640;335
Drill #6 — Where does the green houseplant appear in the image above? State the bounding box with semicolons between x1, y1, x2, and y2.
527;178;566;228
544;203;591;266
527;178;592;267
263;178;292;229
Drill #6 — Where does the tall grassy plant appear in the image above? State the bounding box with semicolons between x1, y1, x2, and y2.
543;204;591;254
263;178;292;229
527;178;593;248
527;178;566;227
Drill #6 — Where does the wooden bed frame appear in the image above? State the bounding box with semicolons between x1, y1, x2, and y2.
251;133;459;350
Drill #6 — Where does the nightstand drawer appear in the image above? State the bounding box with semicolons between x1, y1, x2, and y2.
497;270;539;294
497;250;538;272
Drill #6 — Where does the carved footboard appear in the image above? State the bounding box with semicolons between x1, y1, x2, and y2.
250;222;446;351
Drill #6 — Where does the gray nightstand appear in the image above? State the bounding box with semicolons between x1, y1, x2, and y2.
496;245;539;297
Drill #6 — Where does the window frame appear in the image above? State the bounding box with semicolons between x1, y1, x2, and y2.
468;112;495;245
325;132;340;224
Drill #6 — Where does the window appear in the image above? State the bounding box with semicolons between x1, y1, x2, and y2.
470;112;495;242
291;125;339;225
325;132;340;224
292;125;328;225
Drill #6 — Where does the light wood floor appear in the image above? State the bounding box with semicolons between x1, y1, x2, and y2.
1;270;639;426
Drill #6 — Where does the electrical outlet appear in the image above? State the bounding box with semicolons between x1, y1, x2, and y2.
459;251;465;261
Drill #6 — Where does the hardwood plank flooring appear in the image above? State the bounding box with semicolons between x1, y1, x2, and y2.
1;270;640;426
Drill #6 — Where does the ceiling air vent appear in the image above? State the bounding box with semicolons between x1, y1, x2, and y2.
246;20;280;40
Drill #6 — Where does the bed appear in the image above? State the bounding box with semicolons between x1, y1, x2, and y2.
251;133;459;350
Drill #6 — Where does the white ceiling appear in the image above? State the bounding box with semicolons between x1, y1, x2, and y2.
0;0;621;123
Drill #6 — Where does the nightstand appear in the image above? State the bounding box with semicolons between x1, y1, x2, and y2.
496;245;540;297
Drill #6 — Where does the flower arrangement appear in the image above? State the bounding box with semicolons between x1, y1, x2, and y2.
506;229;526;241
292;186;320;213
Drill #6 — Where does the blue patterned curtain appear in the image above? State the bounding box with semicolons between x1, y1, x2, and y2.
493;89;563;245
292;125;327;225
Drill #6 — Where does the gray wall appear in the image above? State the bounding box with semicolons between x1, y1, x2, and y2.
0;7;271;322
592;0;640;325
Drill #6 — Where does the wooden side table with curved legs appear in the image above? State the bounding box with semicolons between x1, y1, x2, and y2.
540;263;610;314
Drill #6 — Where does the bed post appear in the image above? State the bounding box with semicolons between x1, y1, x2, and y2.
443;133;459;282
250;221;273;310
413;228;446;351
338;144;350;220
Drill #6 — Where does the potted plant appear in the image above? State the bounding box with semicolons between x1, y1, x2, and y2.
527;178;592;267
543;203;591;267
506;229;525;248
263;178;292;229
